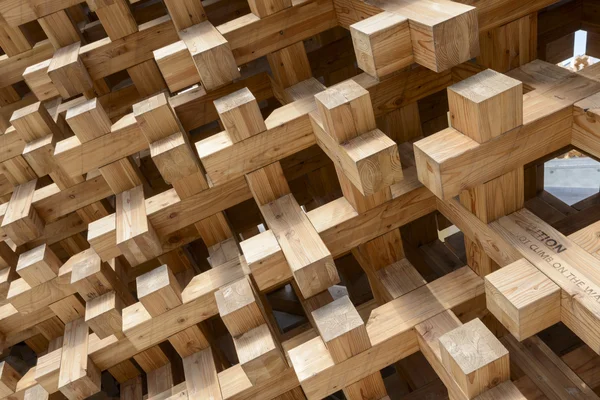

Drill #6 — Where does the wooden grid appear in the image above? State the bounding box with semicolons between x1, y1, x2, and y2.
0;0;599;399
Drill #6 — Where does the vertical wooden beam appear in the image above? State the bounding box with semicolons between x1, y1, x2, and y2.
214;87;267;143
350;11;413;79
58;318;101;399
88;0;137;40
180;21;240;91
267;42;312;89
16;244;61;287
260;193;339;298
183;348;222;400
0;22;31;57
85;290;125;339
163;0;207;31
215;276;266;337
136;264;182;316
116;185;163;266
478;14;537;73
1;179;44;245
311;295;388;399
233;323;287;384
0;361;21;398
38;10;82;49
126;60;168;98
459;169;524;276
248;0;292;18
48;42;94;99
23;59;59;101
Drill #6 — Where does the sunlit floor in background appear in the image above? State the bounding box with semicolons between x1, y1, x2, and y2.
545;154;600;206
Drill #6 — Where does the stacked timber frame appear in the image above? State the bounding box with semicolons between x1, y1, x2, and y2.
1;0;600;399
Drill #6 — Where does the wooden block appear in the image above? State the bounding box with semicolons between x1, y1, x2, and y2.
215;276;265;336
58;318;101;400
132;92;182;143
240;230;291;292
350;12;413;78
164;0;207;31
98;158;144;194
477;14;537;73
376;259;426;302
159;248;193;275
335;164;392;213
311;295;370;363
385;0;478;72
87;214;121;261
208;237;240;267
126;60;167;97
439;318;510;398
414;92;571;200
0;21;31;57
180;21;241;91
69;249;111;300
147;362;173;396
459;169;524;225
23;60;60;101
314;79;376;143
154;41;200;93
343;372;387;400
0;361;21;398
339;128;403;195
266;41;311;88
352;229;404;272
233;324;287;384
35;346;62;393
214;87;266;143
283;77;326;103
116;185;163;266
149;131;204;184
459;168;523;276
168;325;210;357
474;381;526;400
0;266;18;301
38;10;81;49
10;101;62;142
16;244;61;287
48;42;94;99
85;291;125;339
65;98;112;143
132;345;170;372
195;212;233;247
49;294;86;323
136;264;182;317
248;0;292;18
1;179;44;246
24;384;49;400
245;161;290;206
21;135;61;179
119;377;142;399
182;348;222;400
414;310;466;400
448;69;523;143
546;32;575;64
261;194;339;298
1;155;38;186
485;259;560;340
93;0;137;41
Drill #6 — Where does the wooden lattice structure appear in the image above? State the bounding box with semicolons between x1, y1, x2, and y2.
0;0;600;399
